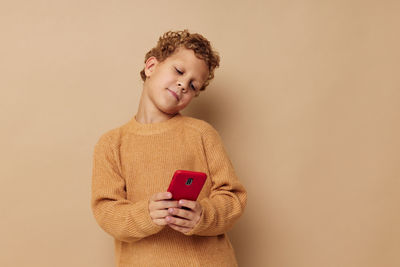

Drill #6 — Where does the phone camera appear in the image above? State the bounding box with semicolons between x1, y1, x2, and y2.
186;178;193;185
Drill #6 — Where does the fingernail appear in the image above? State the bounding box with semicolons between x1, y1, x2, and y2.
168;208;174;213
166;192;172;198
179;200;184;205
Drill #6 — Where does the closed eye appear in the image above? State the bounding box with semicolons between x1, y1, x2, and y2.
175;68;183;74
175;67;197;91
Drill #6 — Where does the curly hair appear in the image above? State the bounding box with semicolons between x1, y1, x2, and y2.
140;29;220;91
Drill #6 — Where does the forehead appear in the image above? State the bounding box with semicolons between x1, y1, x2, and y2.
167;48;209;81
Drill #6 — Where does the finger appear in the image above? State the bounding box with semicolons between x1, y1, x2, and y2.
151;192;172;201
153;200;179;210
168;223;191;233
178;199;199;211
168;207;193;220
150;209;170;219
166;215;193;228
152;218;168;226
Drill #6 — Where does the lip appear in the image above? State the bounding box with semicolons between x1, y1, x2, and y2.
167;89;179;101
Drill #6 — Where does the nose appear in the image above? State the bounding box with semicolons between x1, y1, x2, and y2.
177;81;187;93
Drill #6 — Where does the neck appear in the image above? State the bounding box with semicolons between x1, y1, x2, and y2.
135;88;177;124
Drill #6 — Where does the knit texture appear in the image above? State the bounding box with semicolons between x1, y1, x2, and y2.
91;113;247;267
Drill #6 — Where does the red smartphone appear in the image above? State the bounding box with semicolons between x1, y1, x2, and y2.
167;170;207;201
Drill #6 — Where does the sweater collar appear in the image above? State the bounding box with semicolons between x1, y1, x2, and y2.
128;113;183;135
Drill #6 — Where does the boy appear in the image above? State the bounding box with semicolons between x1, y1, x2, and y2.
91;29;247;266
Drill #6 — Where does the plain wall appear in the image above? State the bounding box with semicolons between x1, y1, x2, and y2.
1;0;399;266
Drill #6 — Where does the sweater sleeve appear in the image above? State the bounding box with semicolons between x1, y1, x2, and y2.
91;134;164;243
185;126;247;236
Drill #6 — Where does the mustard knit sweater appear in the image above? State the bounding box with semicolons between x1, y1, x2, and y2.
91;113;247;267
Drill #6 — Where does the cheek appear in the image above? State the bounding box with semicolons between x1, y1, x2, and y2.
153;70;175;85
181;95;194;106
160;71;176;84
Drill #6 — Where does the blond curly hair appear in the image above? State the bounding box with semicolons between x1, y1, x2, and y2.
140;29;220;91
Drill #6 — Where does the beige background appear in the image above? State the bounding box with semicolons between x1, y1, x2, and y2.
1;0;399;266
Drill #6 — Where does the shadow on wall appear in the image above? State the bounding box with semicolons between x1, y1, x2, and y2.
182;80;255;266
182;87;226;128
182;77;238;131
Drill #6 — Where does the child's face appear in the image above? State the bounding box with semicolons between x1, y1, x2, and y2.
143;47;209;115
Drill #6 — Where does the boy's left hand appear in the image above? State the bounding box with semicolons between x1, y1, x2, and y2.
166;199;202;234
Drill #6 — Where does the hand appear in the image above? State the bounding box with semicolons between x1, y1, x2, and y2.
166;199;203;234
149;192;179;226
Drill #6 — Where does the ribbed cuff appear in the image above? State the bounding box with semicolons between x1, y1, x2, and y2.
133;197;165;236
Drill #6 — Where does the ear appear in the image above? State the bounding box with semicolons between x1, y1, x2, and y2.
144;56;159;78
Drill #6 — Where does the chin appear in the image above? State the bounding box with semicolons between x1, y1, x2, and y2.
158;102;184;115
160;106;180;115
163;110;178;116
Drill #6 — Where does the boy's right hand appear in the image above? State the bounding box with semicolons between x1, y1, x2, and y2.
148;192;179;226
